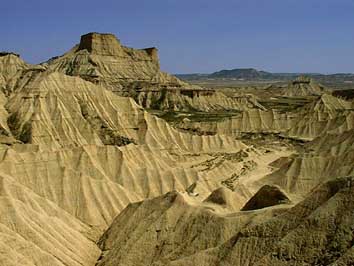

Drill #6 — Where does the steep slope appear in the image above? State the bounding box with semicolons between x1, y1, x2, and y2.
0;170;101;266
2;69;253;224
240;185;291;211
286;94;354;140
259;126;354;196
167;177;354;266
283;76;325;97
0;91;13;140
6;70;250;152
177;93;354;141
0;52;29;94
203;187;248;212
97;177;354;266
136;90;267;112
46;32;182;92
1;33;353;266
177;108;298;137
96;191;286;266
6;70;142;148
0;53;49;144
0;67;275;266
309;128;354;155
0;53;31;142
46;32;261;113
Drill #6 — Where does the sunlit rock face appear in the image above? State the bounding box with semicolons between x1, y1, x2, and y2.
0;32;354;266
46;32;183;94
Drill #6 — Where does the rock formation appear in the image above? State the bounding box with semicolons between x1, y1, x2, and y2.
0;38;273;264
286;93;354;140
46;33;263;113
0;32;353;266
241;185;291;211
259;126;354;196
164;177;354;266
203;187;248;211
0;52;29;94
46;32;184;92
96;191;282;266
283;76;326;97
176;93;354;141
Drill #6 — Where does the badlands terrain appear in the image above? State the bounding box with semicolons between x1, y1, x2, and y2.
0;33;353;266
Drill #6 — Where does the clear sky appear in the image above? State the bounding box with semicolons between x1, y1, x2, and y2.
1;0;354;74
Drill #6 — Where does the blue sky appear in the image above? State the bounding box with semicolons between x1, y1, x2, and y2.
1;0;354;73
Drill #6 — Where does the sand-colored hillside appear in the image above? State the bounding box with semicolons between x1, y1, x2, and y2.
0;32;353;266
258;128;354;196
97;177;354;266
0;57;291;265
46;33;267;113
283;76;326;97
46;33;182;91
177;93;354;141
164;177;354;266
135;89;267;112
0;53;29;92
96;191;287;266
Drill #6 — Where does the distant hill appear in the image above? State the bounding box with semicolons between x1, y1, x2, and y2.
176;68;354;83
209;68;272;79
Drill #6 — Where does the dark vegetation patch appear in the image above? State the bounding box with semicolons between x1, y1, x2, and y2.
240;132;307;151
79;100;136;146
259;96;315;112
7;114;32;143
332;89;354;100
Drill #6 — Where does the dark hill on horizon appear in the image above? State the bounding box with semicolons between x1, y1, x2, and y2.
209;68;272;79
176;68;354;84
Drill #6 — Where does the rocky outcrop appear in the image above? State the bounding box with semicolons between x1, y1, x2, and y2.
283;76;326;97
259;125;354;196
0;68;265;265
286;94;354;140
46;32;182;93
46;32;256;113
96;191;282;266
5;71;250;153
177;108;298;137
167;177;354;266
0;51;20;57
78;32;124;56
137;90;266;112
0;54;32;142
96;177;354;266
1;32;354;266
176;93;354;140
204;187;248;211
241;185;291;211
0;52;29;93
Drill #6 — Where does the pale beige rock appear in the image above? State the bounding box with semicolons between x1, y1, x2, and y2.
177;93;354;141
96;191;285;266
46;32;183;92
47;33;263;113
136;90;267;112
0;33;353;266
258;127;354;196
165;177;354;266
0;65;264;266
203;187;248;212
0;53;28;93
286;94;354;140
283;76;326;97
